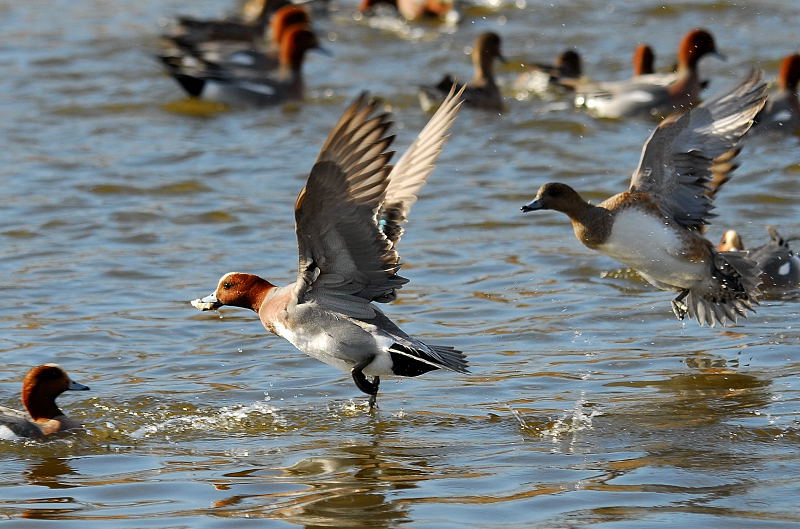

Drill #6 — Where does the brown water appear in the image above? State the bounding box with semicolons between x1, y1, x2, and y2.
2;0;799;527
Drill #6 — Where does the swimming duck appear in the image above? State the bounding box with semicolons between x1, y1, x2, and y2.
359;0;454;22
575;29;723;119
753;53;800;133
513;49;582;97
159;25;322;106
419;32;506;112
191;87;468;407
168;0;291;46
522;71;768;326
718;227;800;289
160;6;313;76
0;364;89;440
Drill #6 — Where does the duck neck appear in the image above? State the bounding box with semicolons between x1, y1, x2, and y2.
633;46;654;76
246;278;275;312
676;39;709;77
564;201;613;249
779;68;799;95
22;388;63;421
473;50;496;86
667;73;702;109
279;44;306;82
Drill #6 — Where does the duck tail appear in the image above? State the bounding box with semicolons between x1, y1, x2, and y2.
428;345;470;374
686;250;761;326
388;343;469;376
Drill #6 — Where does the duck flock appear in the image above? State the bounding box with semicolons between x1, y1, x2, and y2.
2;0;799;438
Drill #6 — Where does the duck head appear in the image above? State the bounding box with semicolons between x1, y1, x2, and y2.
192;272;275;312
521;182;586;216
22;364;89;422
270;6;311;48
718;229;744;252
678;28;725;71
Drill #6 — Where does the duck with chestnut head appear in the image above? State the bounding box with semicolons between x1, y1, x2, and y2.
0;364;89;440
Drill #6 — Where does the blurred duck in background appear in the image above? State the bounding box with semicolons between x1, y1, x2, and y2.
358;0;456;22
575;29;723;119
160;5;313;76
419;32;506;112
718;227;800;290
513;48;582;98
158;25;324;106
166;0;292;46
753;53;800;133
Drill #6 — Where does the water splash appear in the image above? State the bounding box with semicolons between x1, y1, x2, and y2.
126;398;287;440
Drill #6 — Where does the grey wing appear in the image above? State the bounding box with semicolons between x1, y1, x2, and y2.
628;70;767;228
293;93;405;318
0;408;44;439
379;84;464;245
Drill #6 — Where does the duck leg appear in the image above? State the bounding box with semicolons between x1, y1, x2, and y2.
671;289;690;320
351;358;380;408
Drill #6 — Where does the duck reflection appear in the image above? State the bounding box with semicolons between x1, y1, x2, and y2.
211;435;434;527
25;456;78;490
610;355;772;429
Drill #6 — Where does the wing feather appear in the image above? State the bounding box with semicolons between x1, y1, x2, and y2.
380;84;465;245
628;70;767;228
292;88;463;316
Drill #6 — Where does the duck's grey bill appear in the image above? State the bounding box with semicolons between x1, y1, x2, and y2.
68;380;90;391
521;199;543;212
191;294;222;311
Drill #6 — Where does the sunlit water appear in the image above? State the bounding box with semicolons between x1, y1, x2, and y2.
1;0;799;527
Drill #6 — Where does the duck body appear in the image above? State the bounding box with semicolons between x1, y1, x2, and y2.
261;286;452;377
168;0;290;46
513;49;582;97
192;88;468;405
590;195;708;288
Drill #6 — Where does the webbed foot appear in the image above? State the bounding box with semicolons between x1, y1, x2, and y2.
671;289;690;320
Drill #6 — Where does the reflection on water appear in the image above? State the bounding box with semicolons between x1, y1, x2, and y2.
25;457;79;490
2;0;800;527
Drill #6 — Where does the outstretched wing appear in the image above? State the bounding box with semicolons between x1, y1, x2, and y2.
628;70;767;228
292;88;464;318
293;93;400;318
379;84;464;245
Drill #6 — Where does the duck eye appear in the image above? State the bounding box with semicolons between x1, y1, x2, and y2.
223;281;232;290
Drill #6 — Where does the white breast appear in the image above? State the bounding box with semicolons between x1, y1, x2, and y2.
597;208;706;289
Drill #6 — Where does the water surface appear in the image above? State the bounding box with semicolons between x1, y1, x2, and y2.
1;0;799;527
